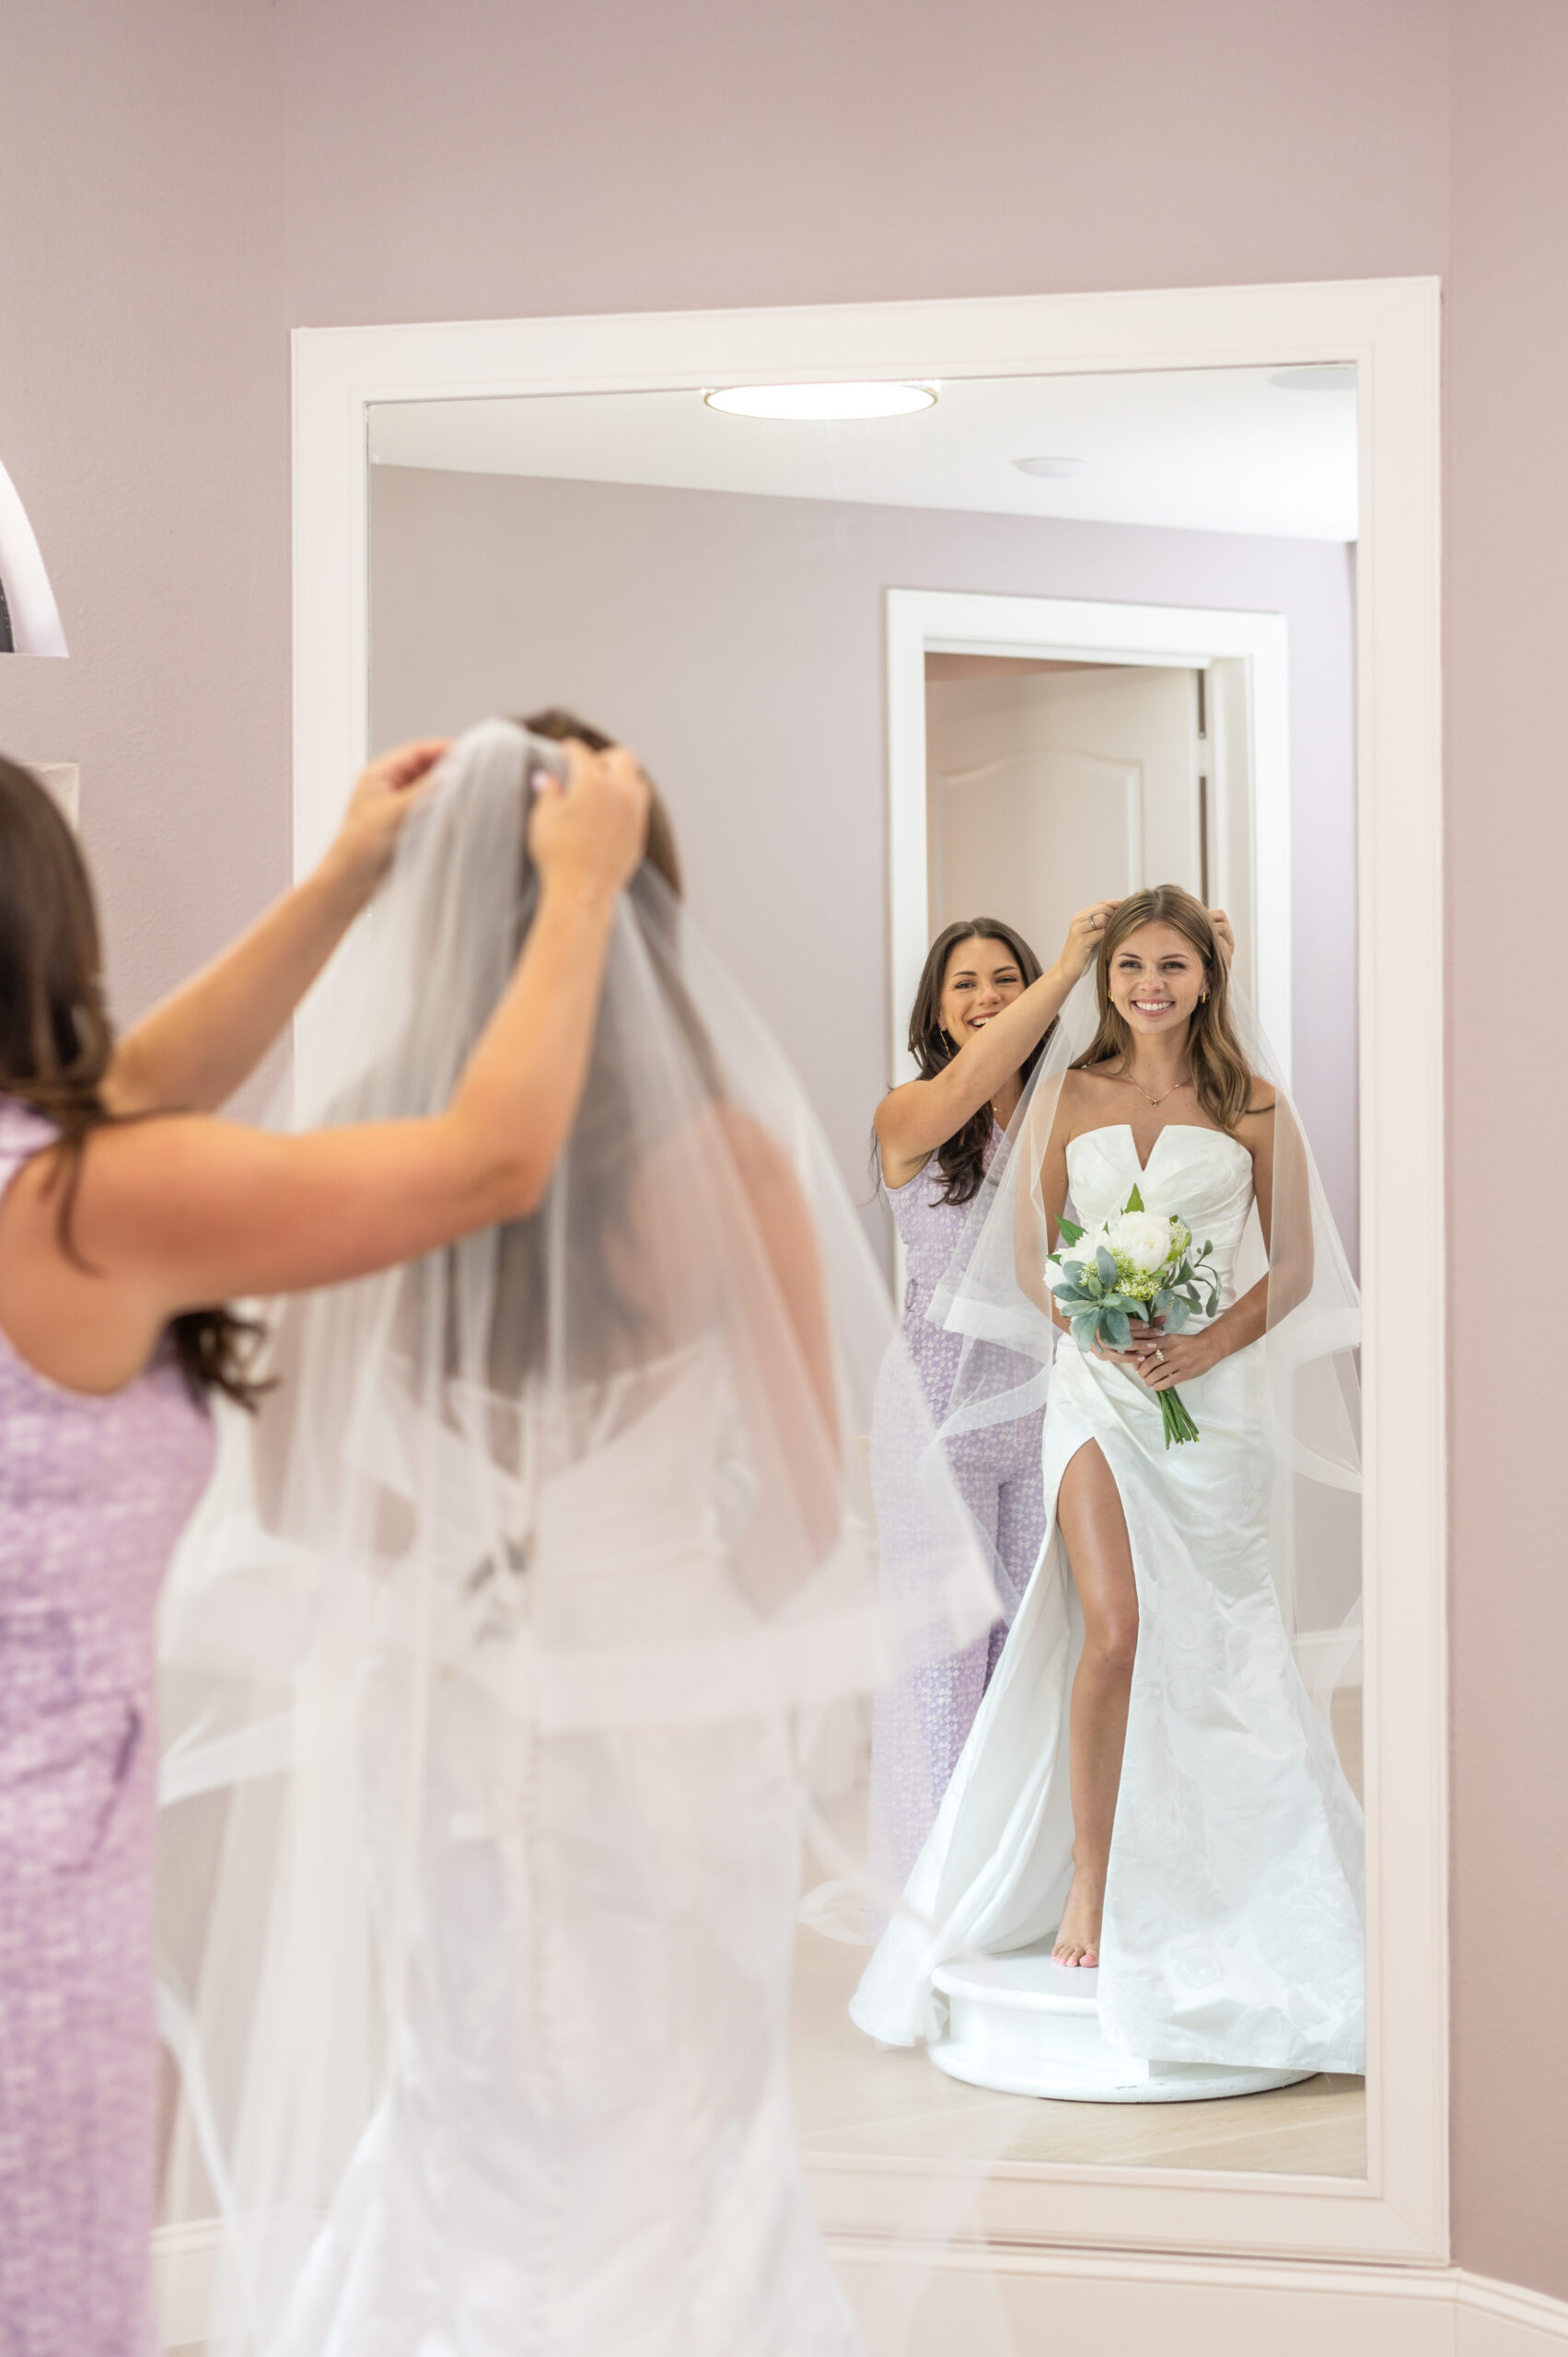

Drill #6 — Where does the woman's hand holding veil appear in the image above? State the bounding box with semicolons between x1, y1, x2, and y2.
317;738;453;905
527;737;650;904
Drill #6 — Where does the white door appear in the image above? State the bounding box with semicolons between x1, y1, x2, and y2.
926;663;1204;974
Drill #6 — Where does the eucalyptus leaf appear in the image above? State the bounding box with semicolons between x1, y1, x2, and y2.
1166;1296;1191;1330
1153;1289;1173;1318
1104;1307;1132;1350
1095;1245;1118;1289
1071;1313;1100;1351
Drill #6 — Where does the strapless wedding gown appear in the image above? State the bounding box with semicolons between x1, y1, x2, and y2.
851;1124;1365;2077
272;1347;861;2357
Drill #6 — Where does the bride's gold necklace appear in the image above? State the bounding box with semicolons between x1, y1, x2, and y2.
1111;1069;1192;1110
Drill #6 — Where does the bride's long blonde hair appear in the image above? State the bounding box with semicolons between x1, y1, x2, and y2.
1073;885;1256;1133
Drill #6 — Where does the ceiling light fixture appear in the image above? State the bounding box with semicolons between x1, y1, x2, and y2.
1013;455;1093;479
1268;365;1356;393
703;381;938;421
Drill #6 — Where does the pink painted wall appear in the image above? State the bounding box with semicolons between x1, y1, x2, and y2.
0;4;289;1036
0;0;1560;2302
368;465;1358;1269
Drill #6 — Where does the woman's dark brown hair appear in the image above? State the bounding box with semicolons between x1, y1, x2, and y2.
0;755;263;1404
1074;884;1255;1132
901;917;1044;1205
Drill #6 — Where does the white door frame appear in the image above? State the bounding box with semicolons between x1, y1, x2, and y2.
289;278;1445;2273
889;588;1292;1078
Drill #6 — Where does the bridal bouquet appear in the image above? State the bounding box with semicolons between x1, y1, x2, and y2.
1047;1186;1221;1448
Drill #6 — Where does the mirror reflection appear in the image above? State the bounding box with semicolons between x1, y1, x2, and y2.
367;361;1365;2178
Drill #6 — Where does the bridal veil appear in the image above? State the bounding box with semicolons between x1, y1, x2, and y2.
153;722;1000;2350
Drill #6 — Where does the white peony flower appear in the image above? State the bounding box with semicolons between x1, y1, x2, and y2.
1053;1223;1109;1274
1104;1210;1180;1276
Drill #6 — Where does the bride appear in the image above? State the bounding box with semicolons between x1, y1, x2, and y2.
851;886;1365;2078
155;718;997;2353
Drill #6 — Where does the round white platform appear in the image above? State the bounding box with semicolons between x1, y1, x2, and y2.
929;1947;1315;2104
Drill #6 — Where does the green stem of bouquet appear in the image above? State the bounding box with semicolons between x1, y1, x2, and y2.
1158;1386;1200;1448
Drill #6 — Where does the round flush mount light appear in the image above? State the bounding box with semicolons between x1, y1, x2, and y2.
703;381;938;421
1268;365;1356;393
1013;455;1093;480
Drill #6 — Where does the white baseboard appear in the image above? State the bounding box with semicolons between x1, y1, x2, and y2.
158;2218;1568;2355
830;2242;1568;2357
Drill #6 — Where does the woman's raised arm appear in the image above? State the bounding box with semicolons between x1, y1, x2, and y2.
107;740;450;1117
876;902;1115;1187
0;746;651;1393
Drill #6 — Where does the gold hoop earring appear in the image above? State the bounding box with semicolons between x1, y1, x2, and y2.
1200;990;1209;1004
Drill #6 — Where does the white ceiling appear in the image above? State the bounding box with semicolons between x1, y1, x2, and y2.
368;366;1358;542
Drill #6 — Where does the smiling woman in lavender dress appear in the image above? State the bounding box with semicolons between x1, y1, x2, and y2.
0;734;649;2356
865;906;1112;1891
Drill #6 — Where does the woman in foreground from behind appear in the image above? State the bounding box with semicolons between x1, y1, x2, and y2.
155;717;997;2355
0;728;647;2357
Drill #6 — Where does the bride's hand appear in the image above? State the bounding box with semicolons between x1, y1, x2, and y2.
1134;1329;1221;1390
1091;1315;1162;1367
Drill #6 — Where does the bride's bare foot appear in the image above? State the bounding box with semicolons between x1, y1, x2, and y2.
1052;1865;1104;1968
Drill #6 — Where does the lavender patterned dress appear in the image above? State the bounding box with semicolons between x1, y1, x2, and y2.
0;1101;215;2357
867;1128;1044;1893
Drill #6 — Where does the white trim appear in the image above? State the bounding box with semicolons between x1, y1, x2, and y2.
155;2220;1567;2355
292;275;1445;2270
0;456;66;656
830;2248;1568;2356
887;587;1291;1077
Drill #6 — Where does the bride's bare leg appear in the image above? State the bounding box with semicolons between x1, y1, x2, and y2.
1052;1442;1138;1968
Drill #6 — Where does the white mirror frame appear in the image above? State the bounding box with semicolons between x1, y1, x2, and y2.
292;281;1444;2284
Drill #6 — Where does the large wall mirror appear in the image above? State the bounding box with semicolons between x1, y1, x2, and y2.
285;284;1443;2316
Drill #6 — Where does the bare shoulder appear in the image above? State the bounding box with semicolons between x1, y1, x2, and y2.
1235;1081;1279;1152
5;1112;215;1235
1052;1065;1106;1137
873;1078;913;1140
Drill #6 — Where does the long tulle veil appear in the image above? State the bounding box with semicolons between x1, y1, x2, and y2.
153;721;999;2350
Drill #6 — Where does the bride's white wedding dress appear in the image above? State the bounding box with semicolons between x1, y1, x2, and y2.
852;1122;1365;2076
273;1348;861;2357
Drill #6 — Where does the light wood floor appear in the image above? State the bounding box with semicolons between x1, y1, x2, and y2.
789;1931;1365;2175
789;1684;1366;2178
